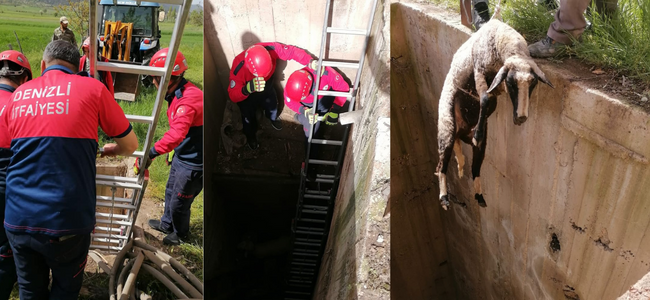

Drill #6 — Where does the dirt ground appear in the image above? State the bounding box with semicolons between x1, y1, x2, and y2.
547;58;650;112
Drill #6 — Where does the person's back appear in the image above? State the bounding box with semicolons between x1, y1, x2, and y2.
2;40;137;300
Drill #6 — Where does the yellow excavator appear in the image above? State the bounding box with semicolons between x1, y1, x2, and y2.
98;0;162;101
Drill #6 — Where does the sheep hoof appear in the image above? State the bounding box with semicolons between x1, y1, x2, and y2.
475;194;487;207
440;195;450;210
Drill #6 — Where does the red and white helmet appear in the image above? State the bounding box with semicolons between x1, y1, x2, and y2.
82;37;91;50
0;50;32;80
286;69;313;101
149;48;188;76
244;45;272;78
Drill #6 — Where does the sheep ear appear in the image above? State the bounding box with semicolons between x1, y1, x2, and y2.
532;64;554;89
487;66;508;93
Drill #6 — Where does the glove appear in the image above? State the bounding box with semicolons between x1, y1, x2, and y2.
309;59;325;75
299;106;316;125
324;111;339;125
166;150;175;166
324;103;341;125
245;76;265;94
134;156;153;175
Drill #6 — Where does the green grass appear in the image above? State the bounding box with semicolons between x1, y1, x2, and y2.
0;3;204;298
426;0;650;83
502;0;650;82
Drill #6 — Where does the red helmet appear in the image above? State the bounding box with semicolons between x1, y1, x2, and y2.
286;69;313;101
82;37;91;50
149;48;188;76
0;50;32;80
244;45;273;77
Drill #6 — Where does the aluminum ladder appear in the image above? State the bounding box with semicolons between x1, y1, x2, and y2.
87;0;193;252
283;0;380;298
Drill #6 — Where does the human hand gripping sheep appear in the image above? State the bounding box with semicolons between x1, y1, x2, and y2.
435;17;554;210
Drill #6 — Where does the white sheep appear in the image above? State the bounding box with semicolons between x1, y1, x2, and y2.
436;18;554;210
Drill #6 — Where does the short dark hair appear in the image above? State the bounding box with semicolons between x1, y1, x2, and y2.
0;60;30;85
43;40;80;71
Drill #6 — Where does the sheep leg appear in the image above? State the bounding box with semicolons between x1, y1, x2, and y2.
454;139;465;178
472;72;490;148
472;123;488;208
436;125;455;211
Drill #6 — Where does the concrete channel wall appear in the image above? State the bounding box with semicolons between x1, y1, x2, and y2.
392;1;650;300
312;2;390;299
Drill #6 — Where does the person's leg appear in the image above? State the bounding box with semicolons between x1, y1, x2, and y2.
237;97;260;149
261;85;282;130
165;162;203;244
158;160;178;233
529;0;591;57
471;0;490;30
547;0;592;44
47;234;91;300
6;232;50;300
0;232;16;300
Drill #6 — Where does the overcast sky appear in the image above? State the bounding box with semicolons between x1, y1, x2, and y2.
192;0;202;5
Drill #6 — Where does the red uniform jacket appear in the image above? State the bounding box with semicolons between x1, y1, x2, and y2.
283;66;350;114
79;55;114;96
151;79;203;168
228;42;312;103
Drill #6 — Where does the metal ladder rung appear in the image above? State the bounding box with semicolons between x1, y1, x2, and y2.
94;226;123;233
289;279;313;284
286;291;311;295
288;284;311;288
96;174;138;184
301;209;327;215
293;240;322;246
303;194;330;200
152;0;183;5
297;218;325;223
311;139;343;146
96;180;142;190
96;195;132;203
296;230;325;236
315;90;352;98
126;115;154;124
308;159;338;166
321;60;359;69
292;251;319;256
291;262;317;267
305;189;329;195
326;27;366;35
129;151;145;158
296;241;321;247
96;212;129;219
96;62;165;77
92;237;121;244
92;233;128;240
91;244;122;251
96;202;136;210
303;205;328;210
96;219;131;226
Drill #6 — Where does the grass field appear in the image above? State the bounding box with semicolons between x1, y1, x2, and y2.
0;3;204;299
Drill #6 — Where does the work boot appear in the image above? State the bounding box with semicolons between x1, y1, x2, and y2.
247;136;259;150
472;1;491;31
148;219;172;234
270;119;283;131
163;232;182;246
528;36;567;58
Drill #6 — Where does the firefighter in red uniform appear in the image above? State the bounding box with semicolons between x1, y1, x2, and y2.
134;48;203;246
0;50;32;300
228;42;316;149
284;65;350;140
2;40;138;300
79;37;114;96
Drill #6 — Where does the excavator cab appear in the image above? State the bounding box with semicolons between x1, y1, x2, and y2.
98;0;161;101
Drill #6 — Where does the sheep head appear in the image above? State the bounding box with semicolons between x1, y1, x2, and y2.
487;57;554;125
